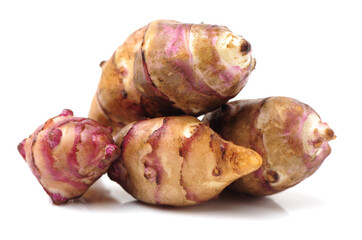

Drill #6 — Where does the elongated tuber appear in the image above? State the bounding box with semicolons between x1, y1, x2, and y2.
89;19;255;134
107;116;262;206
17;109;120;204
203;97;336;196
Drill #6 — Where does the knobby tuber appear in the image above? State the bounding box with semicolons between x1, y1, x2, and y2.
107;116;262;206
203;97;336;196
17;17;336;207
89;19;255;134
17;109;120;204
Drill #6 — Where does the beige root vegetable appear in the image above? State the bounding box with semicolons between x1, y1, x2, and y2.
89;19;255;134
203;97;336;196
107;116;262;206
17;109;120;204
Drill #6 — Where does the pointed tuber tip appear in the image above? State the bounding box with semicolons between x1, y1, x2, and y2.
325;127;336;141
99;60;107;68
17;138;27;160
233;147;263;177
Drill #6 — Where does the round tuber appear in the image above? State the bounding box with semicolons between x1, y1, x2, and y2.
17;109;120;204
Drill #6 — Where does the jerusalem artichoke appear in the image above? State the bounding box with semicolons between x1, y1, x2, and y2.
17;109;120;204
89;20;255;134
107;116;262;206
203;97;335;196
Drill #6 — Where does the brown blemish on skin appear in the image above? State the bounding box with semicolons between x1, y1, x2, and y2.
314;139;323;148
144;167;157;182
264;170;279;183
212;167;221;176
118;66;128;78
220;142;226;159
121;89;128;99
226;42;235;48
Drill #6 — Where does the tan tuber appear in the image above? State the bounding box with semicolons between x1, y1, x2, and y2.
107;116;262;206
89;19;255;134
17;18;336;207
203;97;336;196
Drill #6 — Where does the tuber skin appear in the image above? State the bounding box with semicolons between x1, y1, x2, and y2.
107;116;262;206
203;97;336;196
89;19;255;134
17;109;120;204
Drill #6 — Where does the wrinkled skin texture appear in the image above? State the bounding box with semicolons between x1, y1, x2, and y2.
89;20;255;134
203;97;336;196
17;109;120;204
108;116;262;206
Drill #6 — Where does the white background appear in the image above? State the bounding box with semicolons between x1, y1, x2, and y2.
1;0;361;239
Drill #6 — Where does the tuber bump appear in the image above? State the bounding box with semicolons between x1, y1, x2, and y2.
89;19;255;134
203;97;336;196
17;109;120;204
107;116;262;206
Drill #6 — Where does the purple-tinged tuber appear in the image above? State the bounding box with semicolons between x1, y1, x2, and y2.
203;97;336;196
17;109;120;204
89;19;255;134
